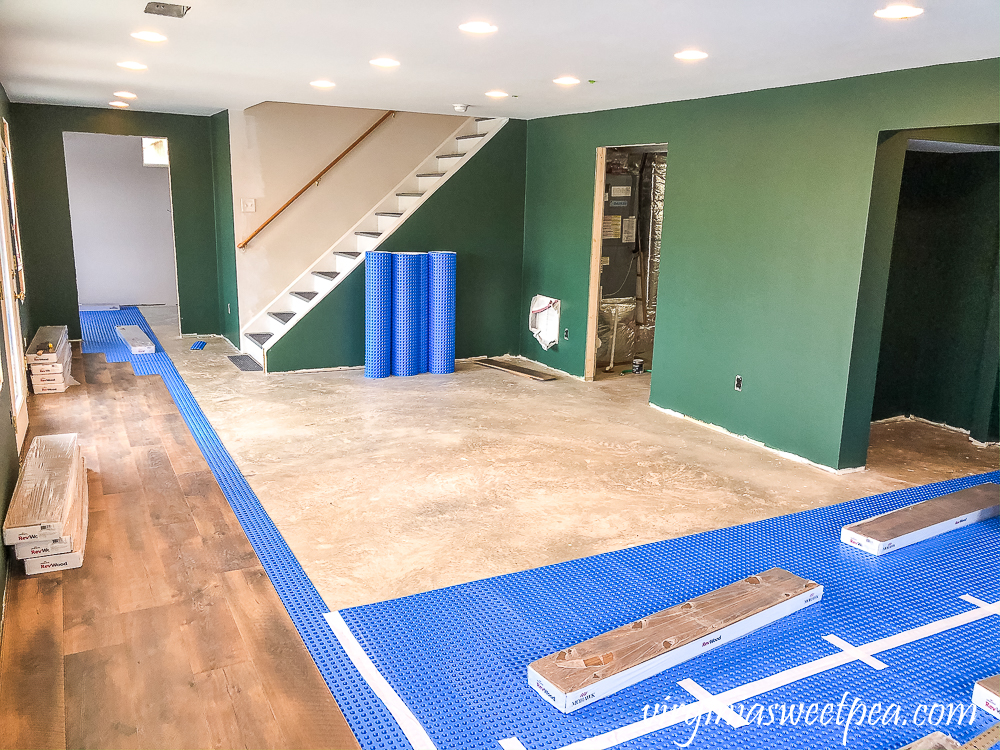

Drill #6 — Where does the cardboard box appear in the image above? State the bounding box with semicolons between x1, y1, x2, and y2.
2;434;80;545
29;339;71;374
116;324;155;354
972;675;1000;720
31;373;68;386
528;568;823;713
32;382;72;394
14;534;74;559
23;455;88;575
841;483;999;556
25;325;68;364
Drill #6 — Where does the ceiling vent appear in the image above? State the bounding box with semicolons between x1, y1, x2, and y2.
144;2;190;18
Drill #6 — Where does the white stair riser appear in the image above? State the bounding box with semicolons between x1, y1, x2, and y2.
377;215;400;233
397;194;421;211
437;155;463;169
417;175;442;191
355;235;380;253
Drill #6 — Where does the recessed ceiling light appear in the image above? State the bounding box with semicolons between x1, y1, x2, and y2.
109;101;130;108
117;61;148;70
370;58;400;68
310;80;335;88
553;76;580;85
674;50;708;60
131;31;167;42
113;91;137;99
459;21;497;33
874;4;923;18
485;90;509;98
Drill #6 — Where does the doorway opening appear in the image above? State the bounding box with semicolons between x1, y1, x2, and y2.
0;118;28;450
585;144;667;386
62;132;180;327
867;134;999;480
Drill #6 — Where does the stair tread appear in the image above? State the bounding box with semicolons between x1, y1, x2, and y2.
355;231;382;237
335;251;362;258
375;211;404;217
290;291;318;301
396;192;424;197
416;172;446;178
456;133;486;140
312;270;340;280
475;117;495;121
246;332;273;346
437;153;467;159
268;312;295;324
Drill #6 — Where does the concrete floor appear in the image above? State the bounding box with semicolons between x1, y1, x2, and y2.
142;306;998;612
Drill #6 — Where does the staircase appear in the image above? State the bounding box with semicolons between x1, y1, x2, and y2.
239;116;508;371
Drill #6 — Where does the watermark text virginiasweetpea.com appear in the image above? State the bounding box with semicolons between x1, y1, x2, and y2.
641;691;980;747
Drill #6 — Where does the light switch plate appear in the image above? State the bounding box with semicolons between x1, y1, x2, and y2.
241;198;256;213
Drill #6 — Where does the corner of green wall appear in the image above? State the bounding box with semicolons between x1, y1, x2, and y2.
210;110;240;346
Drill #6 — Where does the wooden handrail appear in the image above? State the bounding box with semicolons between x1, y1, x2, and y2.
237;110;396;249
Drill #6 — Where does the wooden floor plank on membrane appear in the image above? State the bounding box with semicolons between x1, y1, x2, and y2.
1;348;360;749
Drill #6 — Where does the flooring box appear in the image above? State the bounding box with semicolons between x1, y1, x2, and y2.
25;325;68;364
29;338;71;374
972;675;1000;720
31;373;69;386
32;382;72;394
2;433;81;545
24;455;88;575
115;324;155;354
841;483;999;556
528;568;823;713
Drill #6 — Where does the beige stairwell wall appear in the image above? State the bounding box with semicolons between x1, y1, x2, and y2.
229;102;464;323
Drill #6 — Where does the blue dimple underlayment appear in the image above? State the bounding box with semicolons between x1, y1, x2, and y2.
82;307;998;750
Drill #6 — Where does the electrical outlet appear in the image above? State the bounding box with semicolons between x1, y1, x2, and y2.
241;198;256;213
564;328;570;340
735;375;743;392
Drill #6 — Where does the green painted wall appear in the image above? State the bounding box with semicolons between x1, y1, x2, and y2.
8;103;230;340
211;111;239;346
267;119;527;372
0;83;23;611
520;59;999;469
871;149;999;439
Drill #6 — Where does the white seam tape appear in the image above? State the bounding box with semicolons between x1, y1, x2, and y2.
502;594;999;750
325;611;438;750
822;634;887;670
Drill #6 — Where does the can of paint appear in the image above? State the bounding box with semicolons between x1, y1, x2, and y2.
632;358;644;375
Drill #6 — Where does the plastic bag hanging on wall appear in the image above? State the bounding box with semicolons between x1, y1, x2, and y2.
529;295;561;350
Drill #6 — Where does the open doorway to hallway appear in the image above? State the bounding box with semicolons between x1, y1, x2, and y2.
867;134;999;479
586;144;667;391
62;132;180;327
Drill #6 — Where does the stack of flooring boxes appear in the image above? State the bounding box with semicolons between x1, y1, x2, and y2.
26;325;74;393
2;433;89;574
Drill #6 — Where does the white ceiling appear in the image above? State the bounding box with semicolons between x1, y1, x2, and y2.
0;0;996;119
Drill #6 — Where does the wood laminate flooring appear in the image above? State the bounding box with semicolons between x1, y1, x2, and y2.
0;347;360;750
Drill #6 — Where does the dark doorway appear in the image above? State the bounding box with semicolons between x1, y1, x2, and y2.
871;140;999;445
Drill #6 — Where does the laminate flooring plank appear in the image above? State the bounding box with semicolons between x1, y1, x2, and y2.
138;376;178;417
0;575;66;750
95;435;143;495
64;644;140;750
120;604;215;749
154;412;209;476
197;660;287;750
86;468;106;513
180;470;259;573
62;509;125;656
134;445;191;526
223;567;361;750
105;491;175;612
82;354;111;385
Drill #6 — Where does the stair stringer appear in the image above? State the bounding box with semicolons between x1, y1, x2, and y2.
238;116;509;371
